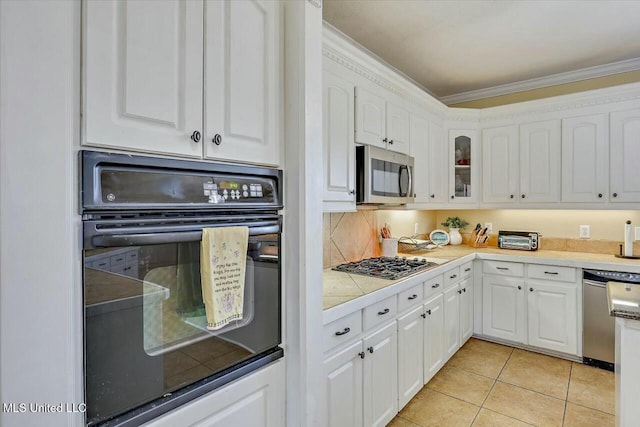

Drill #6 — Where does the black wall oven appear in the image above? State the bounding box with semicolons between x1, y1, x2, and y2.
80;151;283;426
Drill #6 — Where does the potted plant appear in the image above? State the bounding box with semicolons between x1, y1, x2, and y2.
441;217;468;245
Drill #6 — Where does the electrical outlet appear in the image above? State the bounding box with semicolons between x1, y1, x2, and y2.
579;225;590;239
414;223;419;235
635;226;640;241
484;223;493;233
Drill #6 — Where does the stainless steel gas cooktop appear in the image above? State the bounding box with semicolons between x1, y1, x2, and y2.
332;256;439;280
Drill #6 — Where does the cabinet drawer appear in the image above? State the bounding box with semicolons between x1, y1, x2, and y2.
323;311;362;352
483;260;524;277
363;295;397;331
398;284;424;314
460;262;473;279
528;264;576;283
443;267;461;289
424;275;444;299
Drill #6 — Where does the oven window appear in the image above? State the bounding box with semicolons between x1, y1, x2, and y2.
83;235;280;425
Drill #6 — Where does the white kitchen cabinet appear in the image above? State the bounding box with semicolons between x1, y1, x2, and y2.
84;0;281;166
527;280;578;355
423;293;445;384
459;278;474;343
561;114;608;202
443;285;461;359
363;321;398;427
397;306;424;409
519;120;561;203
323;71;356;210
141;360;284;427
355;87;410;155
84;0;204;158
204;0;280;166
324;341;365;427
482;275;526;343
449;130;479;203
428;123;448;203
482;125;519;203
610;108;640;203
410;114;429;202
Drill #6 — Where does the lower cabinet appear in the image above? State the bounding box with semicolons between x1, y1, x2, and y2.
459;278;474;343
482;262;579;356
324;341;364;427
423;294;445;383
397;306;424;409
141;360;284;427
323;321;397;427
443;285;461;359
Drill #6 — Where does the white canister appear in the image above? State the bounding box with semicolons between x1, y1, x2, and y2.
381;238;398;257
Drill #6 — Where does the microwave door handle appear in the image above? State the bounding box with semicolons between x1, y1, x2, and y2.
90;225;281;247
406;164;412;199
398;165;408;197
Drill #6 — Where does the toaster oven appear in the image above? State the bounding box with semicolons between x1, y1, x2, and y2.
498;230;540;251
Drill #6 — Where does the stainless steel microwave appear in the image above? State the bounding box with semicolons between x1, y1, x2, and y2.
356;145;414;204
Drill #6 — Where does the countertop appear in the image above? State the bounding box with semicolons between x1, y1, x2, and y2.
323;245;640;324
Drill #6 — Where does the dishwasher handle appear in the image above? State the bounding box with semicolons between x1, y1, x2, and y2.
583;279;607;288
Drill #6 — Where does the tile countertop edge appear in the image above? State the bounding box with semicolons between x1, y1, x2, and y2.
323;248;640;325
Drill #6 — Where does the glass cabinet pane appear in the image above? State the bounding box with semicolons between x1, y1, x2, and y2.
454;136;471;197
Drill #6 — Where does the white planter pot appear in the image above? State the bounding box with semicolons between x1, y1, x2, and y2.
448;228;462;245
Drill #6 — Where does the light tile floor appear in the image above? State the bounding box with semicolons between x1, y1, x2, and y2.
390;338;615;427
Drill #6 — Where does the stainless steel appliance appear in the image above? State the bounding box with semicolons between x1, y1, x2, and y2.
498;230;539;251
333;256;438;280
583;269;640;371
356;145;414;204
81;151;283;426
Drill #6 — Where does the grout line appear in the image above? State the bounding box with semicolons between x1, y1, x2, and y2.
568;401;616;417
561;362;573;426
469;345;515;426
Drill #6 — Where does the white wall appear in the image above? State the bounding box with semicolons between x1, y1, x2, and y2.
0;1;83;426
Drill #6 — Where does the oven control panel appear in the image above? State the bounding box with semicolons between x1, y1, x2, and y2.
202;179;271;204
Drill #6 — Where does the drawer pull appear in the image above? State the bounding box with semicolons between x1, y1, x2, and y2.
457;290;462;294
530;287;534;292
496;267;509;271
408;294;418;300
378;308;390;316
335;327;350;336
450;274;457;279
464;268;471;272
462;288;466;293
432;283;440;289
358;352;365;359
544;271;559;275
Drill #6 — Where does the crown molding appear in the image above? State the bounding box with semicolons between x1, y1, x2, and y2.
441;57;640;105
307;0;322;9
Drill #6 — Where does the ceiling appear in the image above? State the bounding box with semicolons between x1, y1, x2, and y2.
323;1;640;103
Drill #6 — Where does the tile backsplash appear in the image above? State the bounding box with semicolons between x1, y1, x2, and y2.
323;211;380;268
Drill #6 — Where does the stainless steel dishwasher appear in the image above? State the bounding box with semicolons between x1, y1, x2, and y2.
583;269;640;371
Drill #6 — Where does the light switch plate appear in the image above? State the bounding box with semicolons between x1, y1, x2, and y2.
579;225;590;239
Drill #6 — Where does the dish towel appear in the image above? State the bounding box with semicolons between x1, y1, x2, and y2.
200;226;249;330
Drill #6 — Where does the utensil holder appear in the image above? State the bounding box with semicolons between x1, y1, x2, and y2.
469;229;488;248
381;238;398;257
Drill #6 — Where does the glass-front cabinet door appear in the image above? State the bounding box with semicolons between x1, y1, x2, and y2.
448;130;479;203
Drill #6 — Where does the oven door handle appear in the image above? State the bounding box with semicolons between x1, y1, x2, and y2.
91;225;281;247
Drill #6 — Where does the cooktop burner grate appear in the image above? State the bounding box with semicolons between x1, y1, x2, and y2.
332;256;439;280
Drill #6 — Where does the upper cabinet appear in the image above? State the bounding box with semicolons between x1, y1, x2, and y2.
449;130;479;203
323;71;356;211
410;115;447;204
561;114;608;203
482;121;560;204
610;108;640;203
355;87;410;155
83;0;281;167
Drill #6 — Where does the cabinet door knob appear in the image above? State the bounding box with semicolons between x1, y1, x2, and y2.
382;137;389;143
426;309;432;315
349;189;356;195
510;194;514;199
212;134;222;145
367;346;374;354
451;195;455;199
529;287;534;292
430;194;435;198
190;130;201;143
463;288;467;293
421;313;426;319
598;193;603;198
517;285;522;290
521;194;525;199
388;139;394;145
359;352;365;359
613;192;618;198
457;289;462;294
